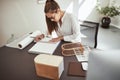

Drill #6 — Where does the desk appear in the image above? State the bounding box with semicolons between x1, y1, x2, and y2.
0;41;85;80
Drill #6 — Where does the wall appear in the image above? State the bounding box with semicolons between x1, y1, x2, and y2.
110;0;120;28
0;0;107;47
0;0;46;47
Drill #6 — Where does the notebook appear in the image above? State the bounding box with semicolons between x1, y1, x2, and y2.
68;62;86;77
28;40;60;54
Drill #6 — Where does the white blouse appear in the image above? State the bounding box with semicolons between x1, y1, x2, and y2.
56;12;84;42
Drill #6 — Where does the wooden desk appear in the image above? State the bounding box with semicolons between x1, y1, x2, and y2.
0;41;85;80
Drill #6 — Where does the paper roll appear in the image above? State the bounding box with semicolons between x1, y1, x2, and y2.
18;30;41;49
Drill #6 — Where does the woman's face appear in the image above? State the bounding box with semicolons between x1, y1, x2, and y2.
46;9;61;22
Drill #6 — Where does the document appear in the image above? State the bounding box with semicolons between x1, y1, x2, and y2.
28;38;60;54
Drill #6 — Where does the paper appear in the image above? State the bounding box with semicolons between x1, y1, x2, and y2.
17;30;41;49
28;41;60;54
6;33;30;49
6;30;41;49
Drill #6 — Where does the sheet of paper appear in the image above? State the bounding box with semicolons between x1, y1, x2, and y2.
28;41;60;54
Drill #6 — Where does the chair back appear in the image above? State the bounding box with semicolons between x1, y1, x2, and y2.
80;21;99;48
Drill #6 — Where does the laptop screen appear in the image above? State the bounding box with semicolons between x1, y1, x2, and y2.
86;50;120;80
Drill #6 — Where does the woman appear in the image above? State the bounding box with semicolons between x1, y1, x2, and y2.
35;0;83;42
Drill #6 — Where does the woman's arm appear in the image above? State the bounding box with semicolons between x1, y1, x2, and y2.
63;14;83;42
34;34;45;42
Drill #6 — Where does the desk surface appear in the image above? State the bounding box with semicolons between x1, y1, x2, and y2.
0;41;85;80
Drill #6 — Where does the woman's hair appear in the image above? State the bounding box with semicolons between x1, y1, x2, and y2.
44;0;60;34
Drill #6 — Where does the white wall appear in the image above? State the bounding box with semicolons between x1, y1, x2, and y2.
0;0;108;47
110;0;120;28
0;0;47;47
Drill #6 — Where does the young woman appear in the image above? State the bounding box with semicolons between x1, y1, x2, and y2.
35;0;83;42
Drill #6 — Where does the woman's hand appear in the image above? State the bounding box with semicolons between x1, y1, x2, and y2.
49;36;63;42
34;34;44;42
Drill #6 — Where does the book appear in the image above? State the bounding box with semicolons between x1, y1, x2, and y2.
28;38;60;54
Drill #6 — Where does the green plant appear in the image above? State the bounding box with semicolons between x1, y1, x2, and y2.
97;6;120;17
96;0;120;17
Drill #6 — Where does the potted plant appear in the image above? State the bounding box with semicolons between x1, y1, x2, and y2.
96;2;120;28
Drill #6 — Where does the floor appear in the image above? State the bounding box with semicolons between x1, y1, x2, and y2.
97;26;120;50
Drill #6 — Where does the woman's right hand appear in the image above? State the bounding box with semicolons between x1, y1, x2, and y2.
34;34;44;42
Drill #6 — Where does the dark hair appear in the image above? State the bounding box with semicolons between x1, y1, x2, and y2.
44;0;60;13
44;0;60;34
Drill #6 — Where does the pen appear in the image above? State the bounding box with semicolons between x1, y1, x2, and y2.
30;36;42;40
30;36;42;42
30;36;35;38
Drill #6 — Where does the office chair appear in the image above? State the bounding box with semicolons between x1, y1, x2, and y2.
80;20;99;48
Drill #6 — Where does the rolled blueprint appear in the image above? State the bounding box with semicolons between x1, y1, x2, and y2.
18;30;41;49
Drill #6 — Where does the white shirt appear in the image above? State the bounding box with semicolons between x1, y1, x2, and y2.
56;12;84;42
